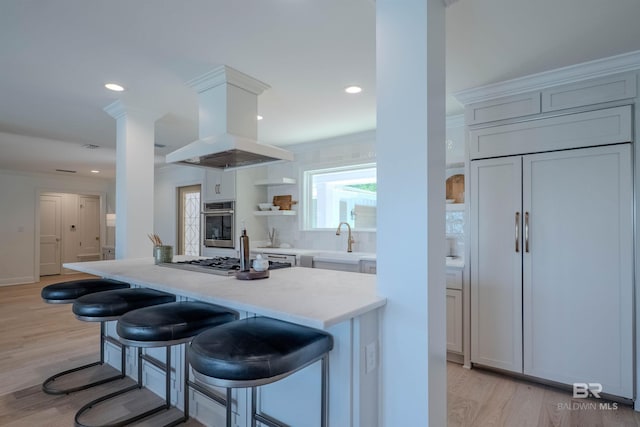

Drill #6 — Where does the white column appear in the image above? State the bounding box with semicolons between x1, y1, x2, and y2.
104;101;157;259
376;1;446;426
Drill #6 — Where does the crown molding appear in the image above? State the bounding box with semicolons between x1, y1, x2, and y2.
103;100;163;121
453;49;640;106
187;65;270;95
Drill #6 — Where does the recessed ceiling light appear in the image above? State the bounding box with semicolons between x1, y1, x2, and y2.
105;83;125;92
91;170;100;174
345;85;362;94
257;115;263;121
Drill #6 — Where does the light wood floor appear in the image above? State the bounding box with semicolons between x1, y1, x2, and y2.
0;274;203;426
1;275;639;426
447;363;640;427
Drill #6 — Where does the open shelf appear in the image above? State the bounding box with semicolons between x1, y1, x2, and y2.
254;177;296;186
253;210;297;216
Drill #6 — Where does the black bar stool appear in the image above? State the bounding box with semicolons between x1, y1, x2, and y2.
54;287;175;399
41;278;130;395
75;301;238;427
188;316;334;427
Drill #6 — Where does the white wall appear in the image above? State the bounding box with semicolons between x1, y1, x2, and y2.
0;169;113;285
154;164;206;252
264;130;378;253
261;121;463;254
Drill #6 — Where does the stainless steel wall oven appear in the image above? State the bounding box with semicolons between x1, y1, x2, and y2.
202;200;235;248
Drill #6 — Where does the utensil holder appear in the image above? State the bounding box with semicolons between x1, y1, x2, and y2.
154;245;173;264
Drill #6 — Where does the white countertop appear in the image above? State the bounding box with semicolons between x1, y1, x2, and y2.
63;258;386;330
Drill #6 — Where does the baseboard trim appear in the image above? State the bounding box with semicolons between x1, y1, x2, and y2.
0;276;36;286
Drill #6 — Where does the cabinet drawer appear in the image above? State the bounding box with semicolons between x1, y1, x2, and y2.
312;260;360;273
469;106;632;160
542;72;637;112
446;268;462;290
465;92;541;125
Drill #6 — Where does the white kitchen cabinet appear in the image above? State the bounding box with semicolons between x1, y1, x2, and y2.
471;143;633;399
465;92;541;125
468;106;632;161
446;267;464;357
522;145;633;398
541;72;636;112
445;268;462;290
312;260;360;273
360;260;376;274
446;289;463;353
204;169;236;201
470;155;523;374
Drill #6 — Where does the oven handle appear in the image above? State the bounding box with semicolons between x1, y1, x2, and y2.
201;209;235;215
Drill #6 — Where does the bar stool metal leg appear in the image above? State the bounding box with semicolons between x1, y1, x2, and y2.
75;346;172;427
43;322;127;395
183;344;232;426
75;301;236;427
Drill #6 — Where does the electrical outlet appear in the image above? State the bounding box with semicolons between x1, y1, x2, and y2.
365;341;377;373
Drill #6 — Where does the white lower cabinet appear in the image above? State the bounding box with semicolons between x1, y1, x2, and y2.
360;260;377;274
471;143;634;399
312;260;360;272
446;289;463;353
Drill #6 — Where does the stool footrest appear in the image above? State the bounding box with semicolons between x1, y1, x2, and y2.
42;361;125;395
43;323;127;396
74;383;168;427
74;347;178;427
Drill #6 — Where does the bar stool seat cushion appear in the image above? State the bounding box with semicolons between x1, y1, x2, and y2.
189;317;334;382
73;288;175;319
117;301;237;343
41;278;130;302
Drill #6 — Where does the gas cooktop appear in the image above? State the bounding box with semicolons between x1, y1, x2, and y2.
159;256;292;276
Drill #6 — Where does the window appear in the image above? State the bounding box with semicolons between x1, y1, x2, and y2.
304;163;376;230
178;185;201;256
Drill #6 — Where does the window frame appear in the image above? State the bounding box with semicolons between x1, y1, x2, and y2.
302;162;377;231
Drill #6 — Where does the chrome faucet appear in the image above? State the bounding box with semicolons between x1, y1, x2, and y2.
336;222;355;253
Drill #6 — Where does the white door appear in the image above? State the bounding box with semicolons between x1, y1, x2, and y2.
470;156;523;373
78;195;100;257
522;144;633;398
40;194;62;276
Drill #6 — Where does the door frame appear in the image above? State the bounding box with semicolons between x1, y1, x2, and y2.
177;184;202;256
34;189;107;279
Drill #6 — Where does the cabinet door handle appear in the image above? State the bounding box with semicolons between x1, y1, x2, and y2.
515;212;520;253
525;212;530;253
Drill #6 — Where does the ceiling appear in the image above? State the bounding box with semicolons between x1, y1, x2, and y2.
1;0;640;179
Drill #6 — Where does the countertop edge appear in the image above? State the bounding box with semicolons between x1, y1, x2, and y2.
64;260;386;330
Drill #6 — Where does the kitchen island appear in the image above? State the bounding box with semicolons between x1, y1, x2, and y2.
64;258;386;427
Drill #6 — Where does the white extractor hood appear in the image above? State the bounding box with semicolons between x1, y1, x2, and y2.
166;65;293;170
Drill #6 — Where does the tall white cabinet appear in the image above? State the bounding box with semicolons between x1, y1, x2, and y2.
470;157;523;373
522;145;633;398
470;105;634;399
